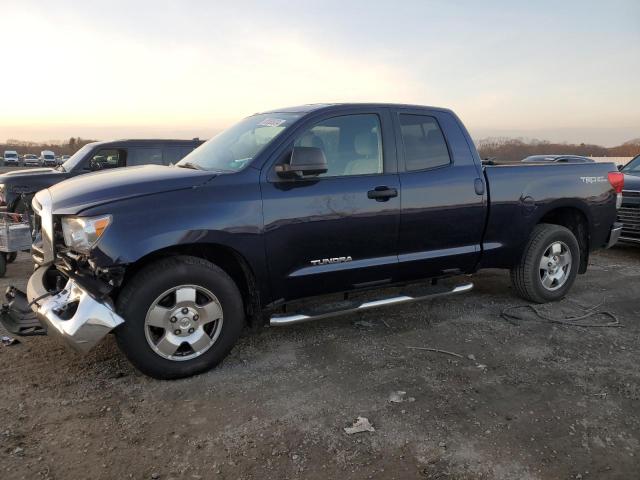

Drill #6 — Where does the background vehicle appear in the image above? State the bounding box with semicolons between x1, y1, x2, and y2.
1;103;622;379
23;153;40;167
522;155;595;163
3;151;19;166
0;139;203;213
58;154;70;165
617;154;640;243
40;150;57;167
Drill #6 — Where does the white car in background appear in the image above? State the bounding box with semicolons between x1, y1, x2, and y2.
23;154;40;167
40;150;56;167
3;150;19;166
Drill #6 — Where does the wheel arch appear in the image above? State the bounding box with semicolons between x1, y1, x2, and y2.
118;243;263;326
536;205;590;273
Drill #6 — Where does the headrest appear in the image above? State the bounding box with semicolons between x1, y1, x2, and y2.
354;132;378;157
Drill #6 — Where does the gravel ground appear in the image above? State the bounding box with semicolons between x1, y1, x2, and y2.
0;237;638;478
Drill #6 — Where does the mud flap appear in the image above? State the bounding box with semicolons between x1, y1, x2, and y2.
0;286;47;336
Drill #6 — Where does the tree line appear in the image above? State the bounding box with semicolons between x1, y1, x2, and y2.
1;137;97;156
476;137;640;162
3;135;640;162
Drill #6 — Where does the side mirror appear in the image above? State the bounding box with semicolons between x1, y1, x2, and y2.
275;146;328;179
617;164;623;171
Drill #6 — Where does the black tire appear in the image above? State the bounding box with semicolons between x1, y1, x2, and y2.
510;223;580;303
115;255;245;379
0;254;6;277
5;252;17;263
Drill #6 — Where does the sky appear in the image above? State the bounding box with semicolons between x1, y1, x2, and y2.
1;0;639;146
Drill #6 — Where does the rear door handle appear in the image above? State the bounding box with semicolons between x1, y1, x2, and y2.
367;186;398;201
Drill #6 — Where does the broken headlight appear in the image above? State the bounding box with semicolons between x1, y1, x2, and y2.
61;215;112;253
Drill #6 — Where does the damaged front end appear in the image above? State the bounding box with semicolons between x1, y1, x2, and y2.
0;190;125;353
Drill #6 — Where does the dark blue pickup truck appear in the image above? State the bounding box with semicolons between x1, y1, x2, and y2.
1;103;624;379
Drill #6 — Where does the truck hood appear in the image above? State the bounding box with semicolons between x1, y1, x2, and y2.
0;167;59;178
47;165;217;215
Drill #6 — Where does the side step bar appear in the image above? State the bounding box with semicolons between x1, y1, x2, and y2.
270;282;473;326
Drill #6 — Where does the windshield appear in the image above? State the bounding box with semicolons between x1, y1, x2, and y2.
621;155;640;175
61;143;94;171
44;154;54;159
176;113;302;172
5;153;17;158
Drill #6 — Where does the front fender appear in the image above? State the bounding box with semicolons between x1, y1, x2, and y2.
77;169;270;297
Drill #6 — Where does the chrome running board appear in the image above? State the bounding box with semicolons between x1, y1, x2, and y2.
269;282;473;326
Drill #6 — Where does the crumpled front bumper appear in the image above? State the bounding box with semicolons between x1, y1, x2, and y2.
25;267;125;353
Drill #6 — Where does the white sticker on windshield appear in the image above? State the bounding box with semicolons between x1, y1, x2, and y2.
258;118;286;127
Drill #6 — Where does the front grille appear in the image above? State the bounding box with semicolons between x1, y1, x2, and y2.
31;211;45;264
622;190;640;198
31;190;55;263
617;205;640;242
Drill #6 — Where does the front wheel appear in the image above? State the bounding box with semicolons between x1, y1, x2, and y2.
510;223;580;303
115;256;245;379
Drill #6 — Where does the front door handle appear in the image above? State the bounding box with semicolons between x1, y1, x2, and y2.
367;186;398;201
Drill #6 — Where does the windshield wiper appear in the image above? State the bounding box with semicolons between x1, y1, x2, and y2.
177;162;203;170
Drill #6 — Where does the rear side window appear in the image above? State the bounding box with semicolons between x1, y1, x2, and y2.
399;114;451;171
163;145;196;165
127;147;163;166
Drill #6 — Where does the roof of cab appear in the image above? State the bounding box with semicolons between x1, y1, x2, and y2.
260;103;453;115
85;138;204;148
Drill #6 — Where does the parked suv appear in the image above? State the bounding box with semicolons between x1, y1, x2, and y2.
617;154;640;243
3;151;19;166
0;139;203;213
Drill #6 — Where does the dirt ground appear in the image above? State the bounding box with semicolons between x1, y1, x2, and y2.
0;244;638;480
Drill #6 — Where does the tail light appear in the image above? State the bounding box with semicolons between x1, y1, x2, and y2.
608;171;624;193
608;171;624;209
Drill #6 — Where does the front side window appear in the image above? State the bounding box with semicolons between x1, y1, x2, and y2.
399;114;451;171
177;113;302;172
127;147;163;166
86;148;123;170
292;114;383;177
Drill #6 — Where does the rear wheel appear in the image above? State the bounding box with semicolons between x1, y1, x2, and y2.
115;256;245;379
510;224;580;303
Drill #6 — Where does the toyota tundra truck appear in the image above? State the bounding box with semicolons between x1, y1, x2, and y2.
0;103;623;379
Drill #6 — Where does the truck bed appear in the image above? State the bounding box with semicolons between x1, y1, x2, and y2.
480;162;619;269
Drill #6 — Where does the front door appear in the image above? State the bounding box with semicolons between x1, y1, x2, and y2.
261;109;400;302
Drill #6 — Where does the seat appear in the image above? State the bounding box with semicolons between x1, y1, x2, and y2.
345;132;380;175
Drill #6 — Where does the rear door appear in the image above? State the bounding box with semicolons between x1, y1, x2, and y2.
393;108;486;280
163;144;198;165
261;108;400;301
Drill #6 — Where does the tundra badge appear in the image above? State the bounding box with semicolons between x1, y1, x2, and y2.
310;256;353;266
